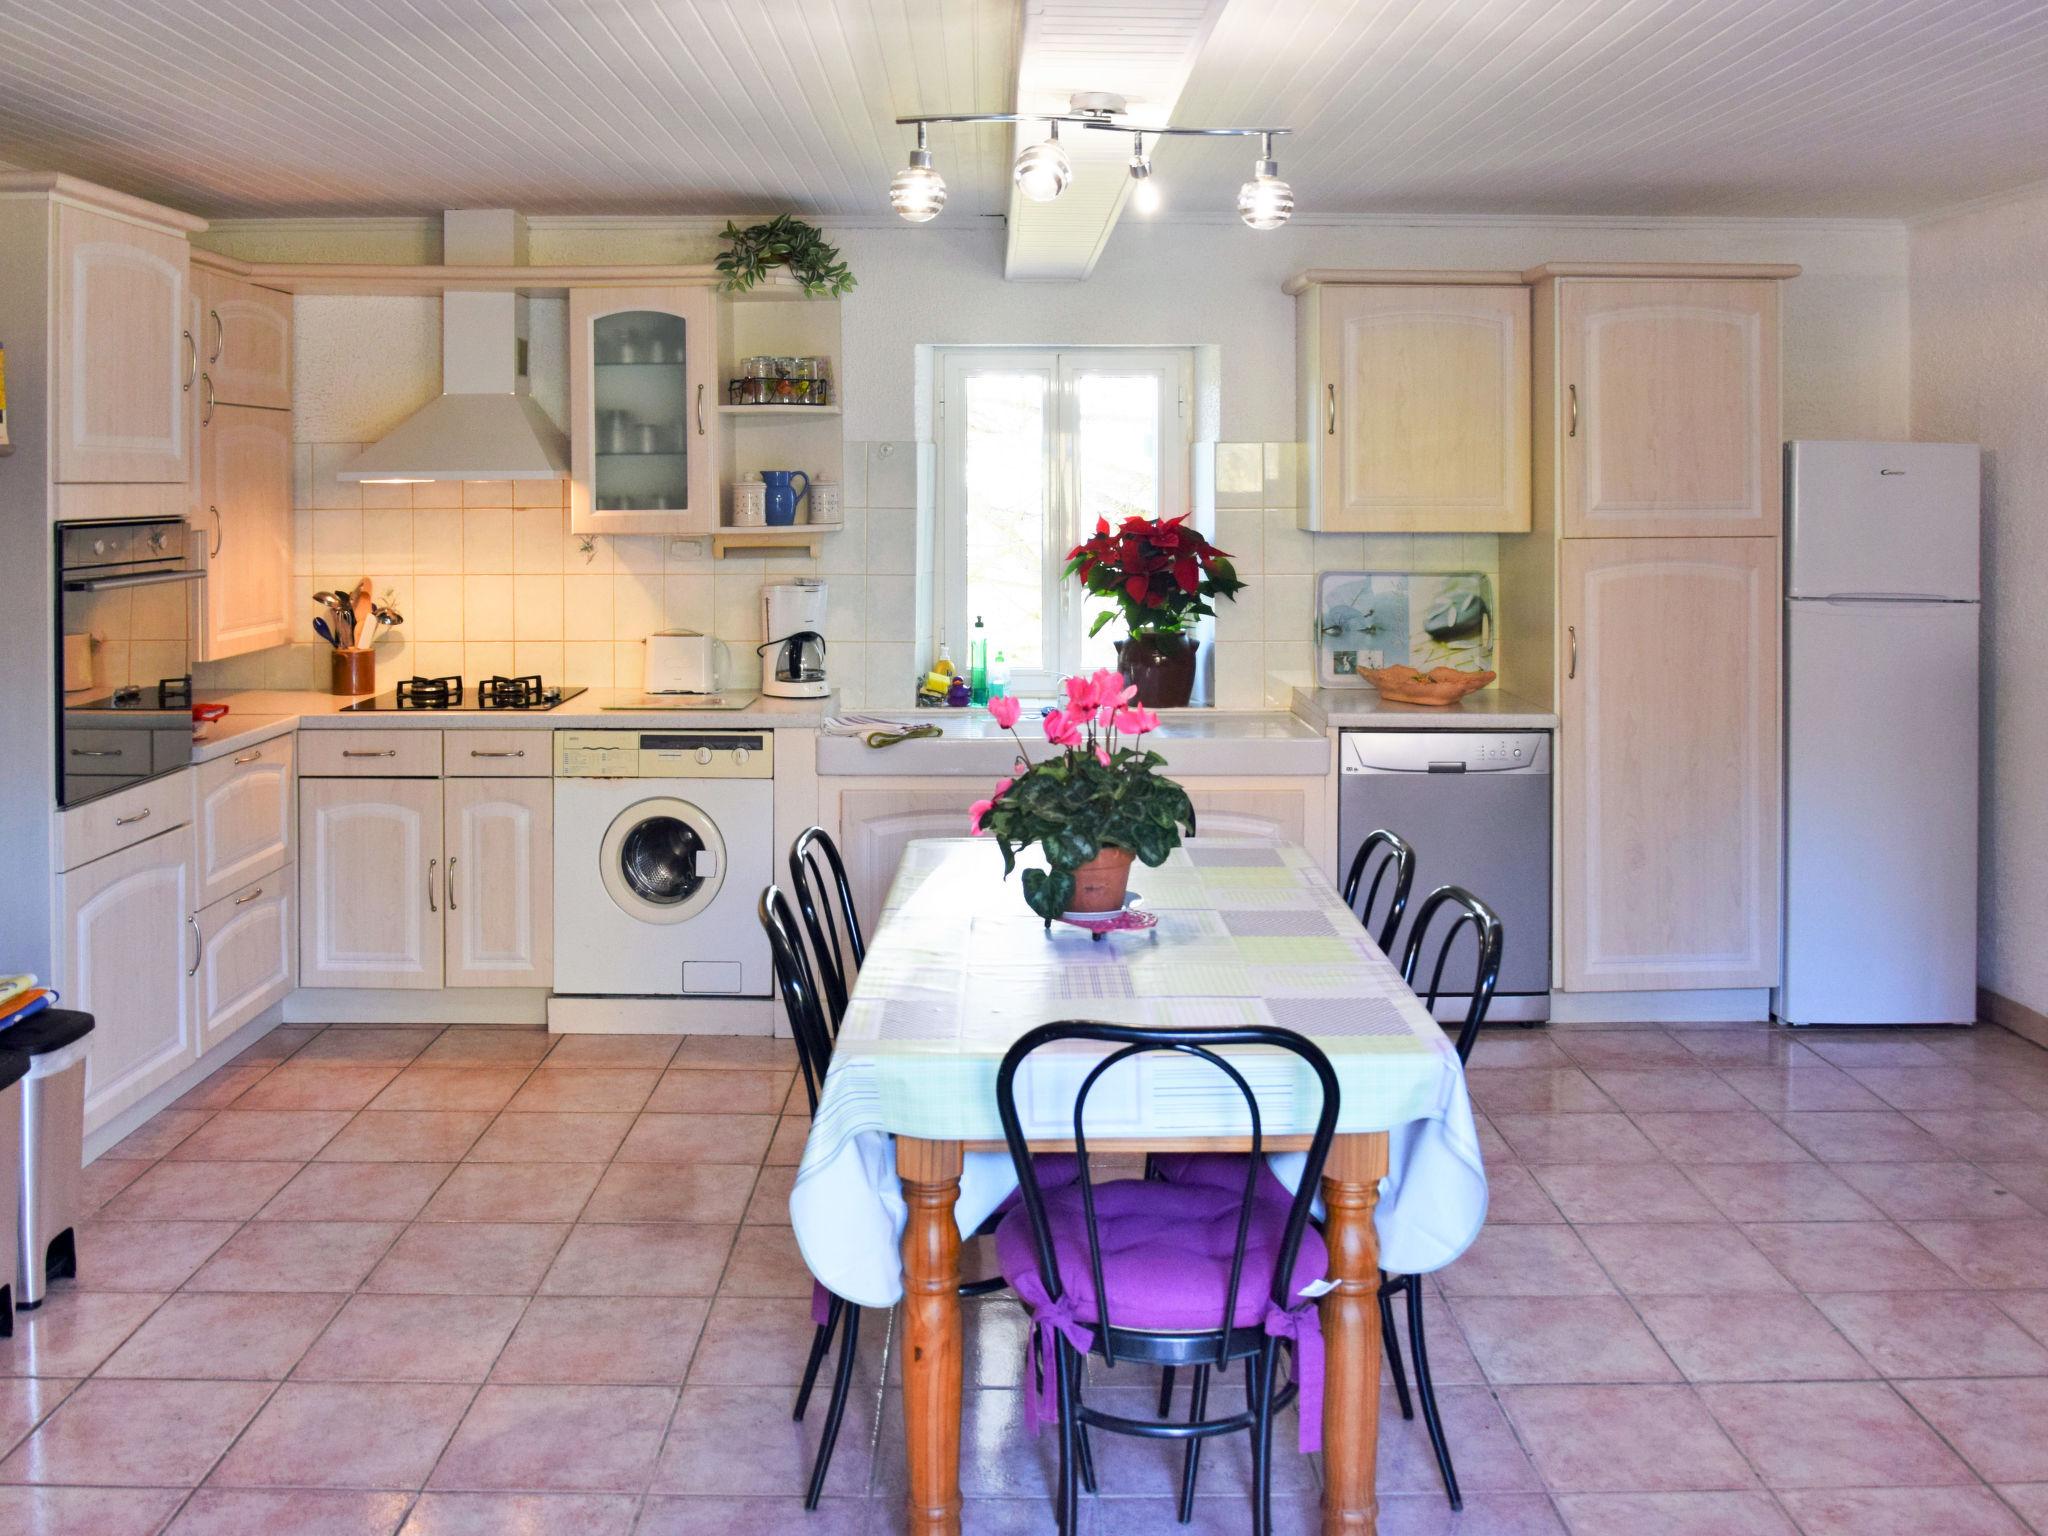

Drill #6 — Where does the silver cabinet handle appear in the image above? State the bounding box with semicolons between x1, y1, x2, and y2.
696;381;706;436
447;856;458;912
1325;382;1336;436
114;806;152;825
200;373;215;425
233;749;262;765
233;885;263;905
182;329;197;390
1567;625;1579;680
71;748;122;759
469;749;524;759
209;504;223;558
342;748;396;758
1568;383;1579;439
427;857;438;914
209;308;224;364
186;914;202;977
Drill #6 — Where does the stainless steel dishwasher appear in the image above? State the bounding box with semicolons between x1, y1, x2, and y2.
1338;730;1552;1022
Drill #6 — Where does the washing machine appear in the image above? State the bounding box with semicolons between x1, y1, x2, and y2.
553;729;774;996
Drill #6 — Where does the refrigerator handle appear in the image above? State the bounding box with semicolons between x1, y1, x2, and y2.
1809;593;1977;605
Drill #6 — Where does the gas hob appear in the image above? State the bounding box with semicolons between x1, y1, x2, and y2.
341;675;586;713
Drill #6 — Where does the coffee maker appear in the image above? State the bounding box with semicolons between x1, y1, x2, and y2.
759;578;829;700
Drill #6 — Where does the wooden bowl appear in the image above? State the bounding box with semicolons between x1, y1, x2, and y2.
1357;664;1497;706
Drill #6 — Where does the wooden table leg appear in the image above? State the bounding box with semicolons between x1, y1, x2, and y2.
1320;1131;1391;1536
899;1137;964;1536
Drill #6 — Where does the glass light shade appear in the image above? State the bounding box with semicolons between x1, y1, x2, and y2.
1131;178;1161;214
1014;133;1071;202
890;152;947;222
1237;160;1294;229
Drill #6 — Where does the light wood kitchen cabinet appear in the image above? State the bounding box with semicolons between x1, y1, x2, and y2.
443;777;553;988
569;285;719;536
194;266;292;409
1294;276;1530;533
831;787;971;930
195;734;294;907
1553;277;1780;539
1559;537;1781;991
196;401;294;660
194;869;294;1055
299;779;445;989
52;200;195;485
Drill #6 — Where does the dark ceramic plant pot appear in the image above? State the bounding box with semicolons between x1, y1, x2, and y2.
1116;632;1199;709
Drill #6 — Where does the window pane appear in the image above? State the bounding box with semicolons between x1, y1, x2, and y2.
1074;373;1163;673
963;372;1049;671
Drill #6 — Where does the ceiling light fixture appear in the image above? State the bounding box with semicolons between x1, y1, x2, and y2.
891;94;1293;226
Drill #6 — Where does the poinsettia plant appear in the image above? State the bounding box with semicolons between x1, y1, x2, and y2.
1063;513;1247;639
970;674;1198;921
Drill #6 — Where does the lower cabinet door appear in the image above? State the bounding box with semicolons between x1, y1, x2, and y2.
444;777;554;988
195;868;295;1054
58;824;199;1131
299;778;445;988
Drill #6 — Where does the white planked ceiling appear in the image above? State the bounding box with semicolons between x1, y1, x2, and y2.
0;0;2044;229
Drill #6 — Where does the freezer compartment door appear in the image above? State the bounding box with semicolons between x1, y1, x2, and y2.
1781;599;1978;1025
1786;440;1980;601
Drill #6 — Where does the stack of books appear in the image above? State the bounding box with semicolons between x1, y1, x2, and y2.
0;975;56;1030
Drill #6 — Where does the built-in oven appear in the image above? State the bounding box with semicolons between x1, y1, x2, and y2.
55;520;206;809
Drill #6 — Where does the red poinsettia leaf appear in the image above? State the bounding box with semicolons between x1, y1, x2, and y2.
1125;575;1150;602
1174;556;1199;593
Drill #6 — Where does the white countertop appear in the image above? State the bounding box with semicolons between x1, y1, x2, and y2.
813;707;1330;777
1290;684;1558;731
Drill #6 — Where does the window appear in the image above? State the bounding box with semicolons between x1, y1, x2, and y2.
937;348;1191;696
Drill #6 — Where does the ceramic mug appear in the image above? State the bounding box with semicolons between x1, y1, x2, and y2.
760;469;810;526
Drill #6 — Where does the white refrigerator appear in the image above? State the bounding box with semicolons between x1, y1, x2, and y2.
1780;440;1981;1026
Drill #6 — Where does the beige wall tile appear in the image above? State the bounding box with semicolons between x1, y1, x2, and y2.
825;576;865;644
1215;442;1263;508
866;574;917;644
866;508;917;576
462;508;515;573
867;441;915;508
1263;574;1313;644
462;574;514;641
561;641;614;687
462;480;512;508
514;479;567;509
562;573;615;641
310;443;362;509
311;509;362;578
612;570;663;639
411;479;462;510
360;508;414;573
512;506;567;573
1214;582;1263;644
662;573;713;630
1213;642;1263;710
466;640;515;680
408;574;463;642
1214;509;1262;576
413;510;465;572
512;574;564;641
613;640;645;690
513;641;564;680
1263;443;1300;509
1263;508;1313;574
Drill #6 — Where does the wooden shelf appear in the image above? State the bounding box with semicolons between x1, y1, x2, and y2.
711;523;844;559
719;404;841;417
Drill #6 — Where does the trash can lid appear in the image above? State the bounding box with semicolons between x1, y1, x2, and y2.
0;1049;27;1092
0;1008;94;1055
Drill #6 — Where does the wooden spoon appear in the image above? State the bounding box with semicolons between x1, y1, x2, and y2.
349;578;373;653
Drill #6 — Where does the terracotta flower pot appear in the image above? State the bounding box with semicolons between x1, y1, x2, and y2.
1068;846;1136;914
1116;631;1199;709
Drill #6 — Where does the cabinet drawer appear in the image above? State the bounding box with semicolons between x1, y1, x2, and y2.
196;733;295;906
195;868;295;1054
445;730;549;777
55;769;194;874
300;730;442;777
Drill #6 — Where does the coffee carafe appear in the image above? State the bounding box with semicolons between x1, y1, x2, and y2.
759;579;830;700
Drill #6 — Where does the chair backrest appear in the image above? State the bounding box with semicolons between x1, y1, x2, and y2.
789;826;865;1027
1399;885;1504;1063
995;1021;1340;1368
1341;827;1416;954
760;885;836;1112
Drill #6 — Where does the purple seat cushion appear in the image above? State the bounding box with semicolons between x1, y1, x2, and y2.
995;1176;1327;1334
1151;1152;1291;1202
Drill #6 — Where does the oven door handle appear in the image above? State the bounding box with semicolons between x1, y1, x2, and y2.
63;569;206;592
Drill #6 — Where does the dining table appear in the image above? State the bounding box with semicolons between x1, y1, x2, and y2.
789;836;1489;1536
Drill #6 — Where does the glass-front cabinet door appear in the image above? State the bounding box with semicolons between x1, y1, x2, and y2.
569;286;719;535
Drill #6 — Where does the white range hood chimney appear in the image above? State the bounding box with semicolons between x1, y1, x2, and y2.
341;210;568;483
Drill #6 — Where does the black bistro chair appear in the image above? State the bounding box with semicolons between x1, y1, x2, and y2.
994;1022;1341;1536
1342;827;1416;954
789;826;864;1029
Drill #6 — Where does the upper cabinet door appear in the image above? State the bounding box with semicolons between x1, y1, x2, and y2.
1560;279;1779;539
569;285;719;536
53;204;192;484
198;404;294;659
1310;284;1530;533
197;268;292;410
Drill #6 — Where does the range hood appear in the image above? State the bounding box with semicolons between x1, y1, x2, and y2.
341;211;567;484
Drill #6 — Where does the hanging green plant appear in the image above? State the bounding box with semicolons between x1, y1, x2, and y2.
714;215;856;297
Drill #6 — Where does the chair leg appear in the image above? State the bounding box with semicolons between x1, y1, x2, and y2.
1157;1363;1176;1416
1069;1357;1098;1494
804;1303;861;1509
1406;1276;1461;1512
1381;1279;1413;1420
1057;1341;1082;1536
1250;1340;1280;1536
793;1297;841;1421
1176;1362;1211;1524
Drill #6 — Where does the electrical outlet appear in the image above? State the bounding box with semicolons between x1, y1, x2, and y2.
670;538;708;559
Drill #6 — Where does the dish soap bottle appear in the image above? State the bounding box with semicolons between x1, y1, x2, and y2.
988;650;1010;700
969;616;989;705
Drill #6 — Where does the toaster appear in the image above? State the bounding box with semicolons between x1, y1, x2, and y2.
644;630;727;694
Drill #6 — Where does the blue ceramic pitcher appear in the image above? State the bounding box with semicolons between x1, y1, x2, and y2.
760;470;810;526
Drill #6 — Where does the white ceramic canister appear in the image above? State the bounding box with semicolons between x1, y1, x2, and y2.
730;480;767;527
807;481;841;526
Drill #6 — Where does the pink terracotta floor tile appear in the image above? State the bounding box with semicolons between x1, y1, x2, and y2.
291;1028;441;1066
1465;1068;1618;1115
429;1383;676;1491
1847;1067;2025;1112
744;1165;797;1225
1671;1030;1823;1068
462;1112;635;1163
1895;1378;2048;1483
398;1492;642;1535
1720;1066;1888;1114
1484;1163;1567;1224
1802;1037;1947;1069
540;1224;736;1296
0;1376;76;1454
165;1489;414;1536
66;1219;238;1291
1449;1296;1679;1384
632;1496;873;1536
0;1292;167;1377
1681;1163;1883;1223
646;1068;796;1115
1906;1111;2048;1161
228;1025;320;1064
368;1066;533;1112
1373;1492;1567;1535
1898;1220;2048;1288
670;1036;800;1071
1585;1071;1750;1113
719;1224;830;1299
0;1377;271;1485
105;1108;214;1161
489;1296;708;1385
1778;1111;1949;1163
766;1116;810;1166
233;1061;404;1111
686;1296;877;1389
1774;1486;2031;1536
1632;1294;1874;1382
1633;1111;1814;1165
209;1381;475;1489
1551;1491;1797;1536
1576;1223;1794;1296
360;1222;568;1295
1995;1291;2048;1348
185;1222;404;1293
1700;1381;1974;1489
1813;1291;2048;1378
0;1486;190;1536
415;1028;555;1067
171;1063;277;1110
96;1292;344;1379
165;1108;354;1161
76;1158;152;1216
1977;1163;2048;1215
1488;1114;1661;1165
617;1113;779;1165
415;1162;603;1222
257;1162;455;1222
97;1159;299;1220
1531;1163;1722;1224
293;1294;527;1383
537;1033;684;1070
580;1161;758;1224
316;1112;495;1163
1994;1483;2048;1533
1740;1222;1964;1291
1499;1384;1755;1493
650;1383;876;1498
503;1068;661;1114
1828;1161;2038;1222
1438;1224;1616;1298
1557;1033;1701;1069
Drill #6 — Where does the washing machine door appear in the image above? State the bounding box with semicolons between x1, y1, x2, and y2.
597;796;728;924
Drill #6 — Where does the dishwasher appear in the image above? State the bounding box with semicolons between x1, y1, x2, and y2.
1338;730;1552;1023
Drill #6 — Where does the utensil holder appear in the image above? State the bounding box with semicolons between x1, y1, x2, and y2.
331;648;375;696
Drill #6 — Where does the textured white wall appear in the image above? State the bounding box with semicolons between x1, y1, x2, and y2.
1911;186;2048;1014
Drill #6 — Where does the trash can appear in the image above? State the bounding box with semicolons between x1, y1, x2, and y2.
0;1047;27;1333
3;1009;93;1310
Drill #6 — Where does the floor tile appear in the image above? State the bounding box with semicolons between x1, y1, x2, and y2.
1721;1066;1888;1114
1633;1294;1873;1382
1465;1069;1617;1115
415;1028;555;1067
685;1296;860;1387
257;1161;454;1222
1739;1222;1962;1291
97;1160;299;1220
1556;1033;1700;1069
96;1292;344;1379
0;1377;271;1485
1451;1296;1678;1384
228;1025;320;1065
617;1113;779;1165
1812;1291;2048;1377
1896;1378;2048;1482
317;1112;495;1163
1778;1111;1947;1163
1682;1162;1882;1222
210;1381;474;1489
399;1491;641;1535
1848;1067;2025;1112
719;1225;830;1298
1801;1037;1946;1070
1553;1491;1796;1536
0;1292;166;1377
1905;1221;2048;1288
0;1486;189;1536
0;1377;76;1455
292;1028;441;1066
462;1112;635;1163
1977;1163;2048;1216
538;1033;684;1070
1586;1071;1748;1113
1672;1031;1822;1069
670;1037;799;1071
1994;1291;2048;1349
234;1061;403;1111
766;1117;810;1166
166;1489;414;1536
66;1219;239;1291
490;1296;708;1385
166;1108;353;1161
429;1383;675;1491
1499;1384;1755;1493
744;1165;797;1225
1995;1483;2048;1534
416;1162;603;1222
646;1068;796;1115
1829;1161;2037;1222
368;1066;532;1112
105;1109;214;1161
294;1294;527;1383
504;1068;661;1114
1700;1381;1974;1489
540;1224;736;1296
651;1383;874;1498
1531;1163;1720;1224
1576;1223;1793;1296
581;1162;758;1224
1484;1163;1567;1223
1439;1224;1615;1298
1375;1493;1567;1535
633;1496;871;1536
76;1158;153;1216
361;1222;568;1295
1774;1486;2030;1536
1906;1111;2048;1161
186;1222;403;1293
1489;1115;1661;1165
1633;1112;1813;1165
